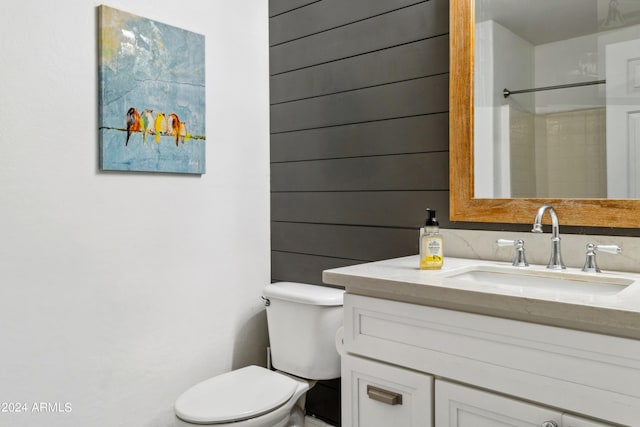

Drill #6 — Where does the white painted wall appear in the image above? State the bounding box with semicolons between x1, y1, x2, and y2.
534;33;602;114
474;20;533;198
534;23;640;114
0;1;270;426
473;20;497;199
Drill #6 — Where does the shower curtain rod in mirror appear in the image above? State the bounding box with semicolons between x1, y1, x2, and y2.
503;79;606;98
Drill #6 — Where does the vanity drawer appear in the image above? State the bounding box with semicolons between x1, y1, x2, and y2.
342;353;433;427
342;293;640;426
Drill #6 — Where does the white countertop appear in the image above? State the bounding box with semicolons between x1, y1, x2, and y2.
323;255;640;340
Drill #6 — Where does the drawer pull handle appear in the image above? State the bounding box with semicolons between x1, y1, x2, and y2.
366;385;403;406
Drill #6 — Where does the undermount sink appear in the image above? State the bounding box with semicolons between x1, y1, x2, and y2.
443;265;634;296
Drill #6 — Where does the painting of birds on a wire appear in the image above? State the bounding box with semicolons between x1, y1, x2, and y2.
124;108;193;147
98;5;206;174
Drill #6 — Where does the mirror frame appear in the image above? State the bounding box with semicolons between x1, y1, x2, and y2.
449;0;640;228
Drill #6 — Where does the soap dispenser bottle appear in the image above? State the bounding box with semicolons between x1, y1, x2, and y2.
419;208;443;270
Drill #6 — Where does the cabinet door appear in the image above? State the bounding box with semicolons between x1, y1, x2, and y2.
342;354;433;427
562;414;616;427
435;380;561;427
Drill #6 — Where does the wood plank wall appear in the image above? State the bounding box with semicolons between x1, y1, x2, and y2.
270;0;451;286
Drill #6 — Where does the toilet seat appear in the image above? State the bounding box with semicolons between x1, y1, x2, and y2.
174;365;299;424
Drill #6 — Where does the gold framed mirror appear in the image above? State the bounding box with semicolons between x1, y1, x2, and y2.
449;0;640;228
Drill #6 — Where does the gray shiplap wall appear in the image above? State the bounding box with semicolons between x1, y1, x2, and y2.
270;0;450;285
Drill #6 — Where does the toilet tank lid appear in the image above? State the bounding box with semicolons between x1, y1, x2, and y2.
264;282;344;306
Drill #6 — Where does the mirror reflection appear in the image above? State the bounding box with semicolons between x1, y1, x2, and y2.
474;0;640;199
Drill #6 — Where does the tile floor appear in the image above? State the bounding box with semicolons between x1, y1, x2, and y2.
304;415;335;427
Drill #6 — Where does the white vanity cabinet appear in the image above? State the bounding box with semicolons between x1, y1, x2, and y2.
341;293;640;427
562;414;616;427
341;354;433;427
435;380;612;427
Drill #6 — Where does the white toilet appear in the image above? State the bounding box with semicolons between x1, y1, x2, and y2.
174;282;344;427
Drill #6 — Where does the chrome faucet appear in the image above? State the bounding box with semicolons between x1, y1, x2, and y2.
531;204;566;270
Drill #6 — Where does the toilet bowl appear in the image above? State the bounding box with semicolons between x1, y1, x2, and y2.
175;365;311;427
174;282;344;427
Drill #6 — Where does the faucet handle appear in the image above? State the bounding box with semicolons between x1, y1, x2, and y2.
496;239;529;267
594;244;622;254
582;243;622;273
496;239;517;247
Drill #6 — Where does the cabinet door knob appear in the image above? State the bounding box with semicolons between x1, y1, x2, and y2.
541;421;558;427
366;385;403;405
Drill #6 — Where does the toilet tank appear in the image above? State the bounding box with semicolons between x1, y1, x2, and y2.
263;282;344;380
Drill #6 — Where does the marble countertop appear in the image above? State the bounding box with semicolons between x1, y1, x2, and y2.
323;255;640;340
